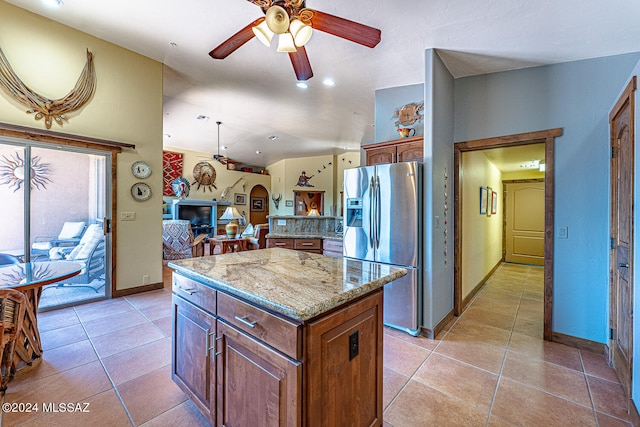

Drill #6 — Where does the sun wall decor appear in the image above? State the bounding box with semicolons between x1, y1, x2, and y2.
0;152;52;192
0;47;96;129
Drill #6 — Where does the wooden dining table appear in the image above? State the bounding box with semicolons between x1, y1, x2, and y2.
0;261;82;374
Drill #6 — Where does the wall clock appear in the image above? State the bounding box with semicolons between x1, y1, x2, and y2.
131;182;152;201
131;161;151;179
192;161;217;192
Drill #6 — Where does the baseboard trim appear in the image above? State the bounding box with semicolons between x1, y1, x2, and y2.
420;309;455;339
113;282;164;298
460;260;502;313
551;331;606;355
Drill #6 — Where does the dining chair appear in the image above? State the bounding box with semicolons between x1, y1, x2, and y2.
0;289;26;394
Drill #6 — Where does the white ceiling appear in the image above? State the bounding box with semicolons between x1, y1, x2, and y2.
7;0;640;167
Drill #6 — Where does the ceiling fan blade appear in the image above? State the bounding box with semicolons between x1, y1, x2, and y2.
288;46;313;81
304;9;381;48
209;18;263;59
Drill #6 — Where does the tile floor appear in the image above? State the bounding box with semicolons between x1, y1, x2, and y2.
0;263;632;426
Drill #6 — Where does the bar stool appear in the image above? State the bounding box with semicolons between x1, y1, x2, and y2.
0;290;26;394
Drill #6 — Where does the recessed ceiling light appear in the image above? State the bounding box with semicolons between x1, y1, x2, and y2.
221;146;228;150
196;115;210;121
42;0;63;7
256;151;262;154
163;133;171;138
296;82;308;89
267;135;278;141
323;78;336;87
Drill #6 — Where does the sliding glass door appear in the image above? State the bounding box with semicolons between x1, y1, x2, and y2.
0;139;111;309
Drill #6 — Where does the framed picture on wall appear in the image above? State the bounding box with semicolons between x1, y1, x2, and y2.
234;193;246;205
285;200;293;207
251;197;265;212
480;187;489;215
491;190;498;215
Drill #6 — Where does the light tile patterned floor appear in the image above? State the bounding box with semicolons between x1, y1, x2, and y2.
0;263;631;426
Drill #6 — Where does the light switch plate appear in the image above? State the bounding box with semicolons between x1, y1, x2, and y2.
121;211;136;221
558;226;568;239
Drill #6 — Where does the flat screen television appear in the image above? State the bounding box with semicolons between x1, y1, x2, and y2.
177;205;212;227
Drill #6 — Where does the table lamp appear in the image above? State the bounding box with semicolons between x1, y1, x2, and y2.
220;206;243;238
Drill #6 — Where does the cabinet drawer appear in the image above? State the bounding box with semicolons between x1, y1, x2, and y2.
322;239;343;253
294;239;322;250
172;274;217;314
217;292;301;360
267;238;294;249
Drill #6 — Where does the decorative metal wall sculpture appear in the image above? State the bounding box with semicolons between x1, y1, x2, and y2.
0;152;52;192
0;47;96;129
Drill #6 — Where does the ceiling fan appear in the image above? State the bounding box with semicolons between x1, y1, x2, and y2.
198;121;232;164
209;0;381;81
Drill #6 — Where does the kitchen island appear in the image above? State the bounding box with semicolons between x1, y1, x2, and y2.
168;248;406;427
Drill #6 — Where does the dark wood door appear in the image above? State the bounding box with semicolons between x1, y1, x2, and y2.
396;141;423;163
365;146;395;165
172;295;216;424
609;76;636;405
216;321;301;427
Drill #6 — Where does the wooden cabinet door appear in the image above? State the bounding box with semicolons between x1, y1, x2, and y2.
365;146;395;165
396;141;423;163
305;291;383;427
217;321;301;427
172;295;216;424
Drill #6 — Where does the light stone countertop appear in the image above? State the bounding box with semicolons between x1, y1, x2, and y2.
168;248;406;322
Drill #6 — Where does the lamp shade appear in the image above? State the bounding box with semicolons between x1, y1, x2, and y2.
308;208;320;216
265;5;290;34
219;206;243;220
252;19;274;47
277;32;297;52
289;18;312;46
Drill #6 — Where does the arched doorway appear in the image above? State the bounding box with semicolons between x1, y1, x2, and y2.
249;185;269;225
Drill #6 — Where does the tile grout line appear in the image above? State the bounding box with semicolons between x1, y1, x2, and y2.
73;301;137;427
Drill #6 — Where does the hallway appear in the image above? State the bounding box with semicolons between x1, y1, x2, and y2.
382;263;632;426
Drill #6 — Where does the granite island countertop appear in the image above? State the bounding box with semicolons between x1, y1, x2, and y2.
168;248;405;322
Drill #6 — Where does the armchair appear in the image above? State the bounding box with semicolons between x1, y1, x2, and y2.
245;223;269;250
45;223;105;293
162;220;206;260
31;221;86;258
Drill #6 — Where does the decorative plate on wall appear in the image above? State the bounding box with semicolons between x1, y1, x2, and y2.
131;182;152;201
131;161;151;179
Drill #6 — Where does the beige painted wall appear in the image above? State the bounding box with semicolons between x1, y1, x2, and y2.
267;152;361;216
461;150;503;299
502;169;545;181
0;3;164;291
163;146;271;226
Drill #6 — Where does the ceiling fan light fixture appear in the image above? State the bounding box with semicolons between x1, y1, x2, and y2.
289;18;312;46
265;5;290;34
252;20;274;47
277;32;297;52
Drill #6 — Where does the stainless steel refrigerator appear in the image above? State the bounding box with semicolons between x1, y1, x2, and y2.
343;161;422;335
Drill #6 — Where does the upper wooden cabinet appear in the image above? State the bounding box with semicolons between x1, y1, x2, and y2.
363;136;424;166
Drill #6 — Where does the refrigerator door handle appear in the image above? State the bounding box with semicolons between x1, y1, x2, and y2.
375;175;381;249
369;176;375;249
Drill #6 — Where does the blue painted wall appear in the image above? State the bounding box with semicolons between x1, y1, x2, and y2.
454;52;640;342
424;50;455;330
